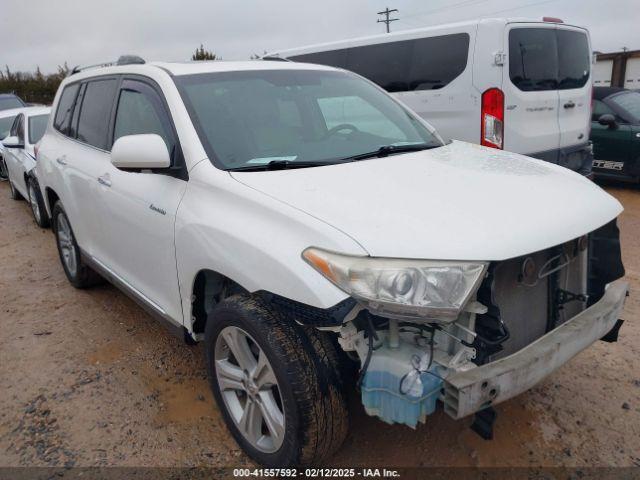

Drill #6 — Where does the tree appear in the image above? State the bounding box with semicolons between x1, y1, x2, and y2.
192;44;216;61
0;63;71;105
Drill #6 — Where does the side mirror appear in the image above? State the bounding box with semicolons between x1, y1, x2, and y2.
111;134;171;170
2;136;23;148
598;114;617;129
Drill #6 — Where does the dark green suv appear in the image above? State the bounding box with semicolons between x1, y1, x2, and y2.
591;87;640;181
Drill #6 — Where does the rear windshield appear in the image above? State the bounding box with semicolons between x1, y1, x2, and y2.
0;115;17;139
29;114;49;144
509;28;590;91
0;96;24;112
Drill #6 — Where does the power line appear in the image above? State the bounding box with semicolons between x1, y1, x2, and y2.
398;0;559;31
402;0;491;20
478;0;558;17
377;7;399;33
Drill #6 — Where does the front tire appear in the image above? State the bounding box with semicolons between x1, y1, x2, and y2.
52;202;102;288
27;177;50;228
205;294;348;467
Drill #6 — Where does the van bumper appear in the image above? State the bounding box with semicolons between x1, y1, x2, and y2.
529;142;593;176
443;278;628;419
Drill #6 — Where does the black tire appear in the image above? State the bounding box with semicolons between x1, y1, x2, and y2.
8;177;22;200
27;177;50;228
205;294;348;467
0;157;8;180
52;201;102;288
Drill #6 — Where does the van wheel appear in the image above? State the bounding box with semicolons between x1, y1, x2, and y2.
8;178;22;200
27;177;50;228
52;202;102;288
205;294;348;467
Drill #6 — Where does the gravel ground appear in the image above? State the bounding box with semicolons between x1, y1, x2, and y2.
0;180;639;469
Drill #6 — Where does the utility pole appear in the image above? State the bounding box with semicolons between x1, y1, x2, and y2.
377;7;398;33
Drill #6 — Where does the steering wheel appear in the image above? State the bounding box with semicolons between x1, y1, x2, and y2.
324;123;360;138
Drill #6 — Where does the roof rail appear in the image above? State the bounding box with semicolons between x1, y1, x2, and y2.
69;55;146;76
261;55;292;62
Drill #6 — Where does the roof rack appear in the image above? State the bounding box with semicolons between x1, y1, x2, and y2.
69;55;146;76
261;55;292;62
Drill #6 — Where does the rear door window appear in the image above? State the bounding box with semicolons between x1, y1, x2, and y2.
76;78;118;149
53;83;80;135
509;28;558;91
557;29;590;89
509;27;590;91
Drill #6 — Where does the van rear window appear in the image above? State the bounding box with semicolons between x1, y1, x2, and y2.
509;28;590;91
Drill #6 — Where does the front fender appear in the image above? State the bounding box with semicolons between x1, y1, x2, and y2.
175;162;366;328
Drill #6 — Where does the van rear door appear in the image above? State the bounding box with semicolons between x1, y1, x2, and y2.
556;26;592;155
503;23;561;158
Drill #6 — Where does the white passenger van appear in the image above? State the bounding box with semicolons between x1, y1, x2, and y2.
268;18;594;174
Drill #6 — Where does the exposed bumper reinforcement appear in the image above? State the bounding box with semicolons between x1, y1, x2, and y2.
443;279;628;419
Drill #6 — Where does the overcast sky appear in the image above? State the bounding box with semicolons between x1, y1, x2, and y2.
1;0;638;73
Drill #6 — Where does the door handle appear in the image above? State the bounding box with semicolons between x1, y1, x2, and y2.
56;156;67;166
563;101;575;109
97;175;112;187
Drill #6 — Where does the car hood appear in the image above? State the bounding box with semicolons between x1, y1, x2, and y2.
230;141;623;261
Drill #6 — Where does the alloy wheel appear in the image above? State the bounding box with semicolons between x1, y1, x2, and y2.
214;326;285;453
56;213;77;275
28;182;41;223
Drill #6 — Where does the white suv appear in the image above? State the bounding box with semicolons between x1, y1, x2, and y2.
36;57;627;467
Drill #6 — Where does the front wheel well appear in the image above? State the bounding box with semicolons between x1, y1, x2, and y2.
191;269;247;335
45;187;60;217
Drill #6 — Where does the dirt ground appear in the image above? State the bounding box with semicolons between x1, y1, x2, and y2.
0;180;639;470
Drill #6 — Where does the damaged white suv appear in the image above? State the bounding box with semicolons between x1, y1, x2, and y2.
36;58;628;467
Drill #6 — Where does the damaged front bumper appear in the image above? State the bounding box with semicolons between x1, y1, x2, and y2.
443;279;629;419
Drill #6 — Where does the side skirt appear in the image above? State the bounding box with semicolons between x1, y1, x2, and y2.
81;251;192;343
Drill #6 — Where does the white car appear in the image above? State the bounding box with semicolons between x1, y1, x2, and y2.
0;107;24;181
268;17;595;175
35;57;627;467
2;106;51;227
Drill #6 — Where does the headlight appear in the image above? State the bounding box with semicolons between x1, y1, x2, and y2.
303;247;487;322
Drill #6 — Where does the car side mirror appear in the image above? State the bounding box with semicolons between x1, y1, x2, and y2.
598;114;617;129
111;134;171;170
2;136;23;148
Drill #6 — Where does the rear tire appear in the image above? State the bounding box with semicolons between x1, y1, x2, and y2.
205;294;348;467
52;202;102;288
8;178;22;200
0;157;8;181
27;177;50;228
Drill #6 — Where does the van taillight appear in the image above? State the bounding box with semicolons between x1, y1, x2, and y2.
481;88;504;149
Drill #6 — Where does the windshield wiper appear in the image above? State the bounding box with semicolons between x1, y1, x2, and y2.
227;160;334;172
339;143;438;162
